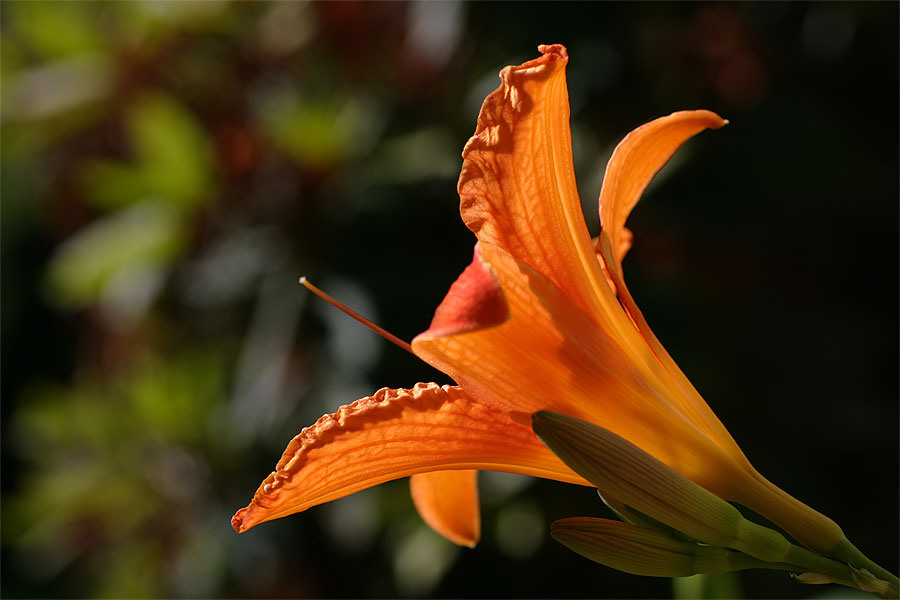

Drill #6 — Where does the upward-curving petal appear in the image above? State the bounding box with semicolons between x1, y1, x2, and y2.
454;46;692;420
593;110;745;462
597;109;727;278
231;383;588;534
458;44;622;326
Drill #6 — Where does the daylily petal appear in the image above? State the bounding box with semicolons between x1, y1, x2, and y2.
457;44;623;329
231;382;588;533
597;109;727;276
588;105;847;558
414;242;749;497
416;242;661;419
417;243;674;421
410;470;480;547
594;110;746;462
423;247;509;339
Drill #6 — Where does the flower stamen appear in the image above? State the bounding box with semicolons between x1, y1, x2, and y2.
299;276;414;355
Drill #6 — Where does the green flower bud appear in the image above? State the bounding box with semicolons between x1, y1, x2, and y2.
532;411;791;563
551;517;764;578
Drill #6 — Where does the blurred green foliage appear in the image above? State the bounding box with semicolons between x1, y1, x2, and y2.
9;349;229;598
1;2;897;599
673;572;741;600
80;92;216;211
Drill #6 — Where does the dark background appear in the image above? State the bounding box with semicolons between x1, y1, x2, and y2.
2;2;897;598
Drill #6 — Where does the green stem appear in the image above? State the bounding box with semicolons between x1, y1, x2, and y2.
781;543;899;599
728;469;899;597
832;539;900;596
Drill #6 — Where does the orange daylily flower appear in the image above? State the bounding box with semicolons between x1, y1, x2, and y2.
232;44;846;555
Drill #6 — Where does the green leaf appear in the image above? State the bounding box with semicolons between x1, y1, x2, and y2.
82;93;215;211
44;201;183;308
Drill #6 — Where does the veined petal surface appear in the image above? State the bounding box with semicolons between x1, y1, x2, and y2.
457;45;630;339
231;383;587;533
414;243;748;497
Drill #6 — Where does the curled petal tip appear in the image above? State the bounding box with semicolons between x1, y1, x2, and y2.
537;43;568;59
232;500;268;533
231;509;249;533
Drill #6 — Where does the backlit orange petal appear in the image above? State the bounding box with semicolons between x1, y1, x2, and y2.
417;242;667;420
413;243;749;497
410;470;481;547
594;110;745;462
597;109;727;276
458;44;618;322
232;383;587;533
456;45;676;407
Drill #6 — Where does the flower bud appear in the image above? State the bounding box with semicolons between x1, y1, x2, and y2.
532;411;791;563
551;517;764;577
